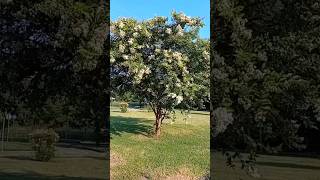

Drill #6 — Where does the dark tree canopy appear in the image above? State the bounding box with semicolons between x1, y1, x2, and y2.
212;0;320;153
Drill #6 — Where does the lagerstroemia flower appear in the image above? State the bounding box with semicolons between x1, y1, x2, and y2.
110;57;115;63
128;38;134;45
130;48;136;53
176;95;183;104
133;32;139;37
119;22;124;28
165;28;172;34
119;44;125;53
122;55;129;60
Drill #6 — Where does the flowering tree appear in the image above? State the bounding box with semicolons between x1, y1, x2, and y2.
111;12;209;138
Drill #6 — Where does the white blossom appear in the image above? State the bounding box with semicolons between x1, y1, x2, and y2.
137;25;142;29
145;67;151;74
203;51;210;60
130;47;136;53
133;32;139;37
110;57;115;63
119;30;125;38
119;22;124;28
183;67;189;74
168;93;177;98
176;25;184;36
128;38;134;45
119;44;125;53
165;28;172;34
176;95;183;104
122;55;129;60
176;31;183;36
110;25;115;32
148;55;155;60
155;48;161;53
173;52;182;61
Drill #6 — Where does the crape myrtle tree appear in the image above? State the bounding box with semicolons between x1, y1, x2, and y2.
111;12;209;138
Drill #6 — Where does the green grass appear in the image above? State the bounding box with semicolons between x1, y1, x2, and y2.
0;154;106;180
110;107;210;179
213;152;320;180
111;106;320;180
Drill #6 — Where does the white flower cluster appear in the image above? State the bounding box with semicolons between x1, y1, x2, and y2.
133;66;152;84
119;30;125;38
165;28;172;34
203;51;210;60
110;57;115;63
176;95;183;104
119;44;125;53
172;51;183;61
134;25;142;31
167;93;184;105
175;25;184;36
174;12;199;25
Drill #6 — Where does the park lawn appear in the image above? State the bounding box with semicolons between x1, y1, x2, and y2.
0;137;106;180
0;150;107;180
111;106;320;180
213;152;320;180
110;107;210;179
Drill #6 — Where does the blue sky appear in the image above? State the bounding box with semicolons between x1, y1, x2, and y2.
110;0;210;39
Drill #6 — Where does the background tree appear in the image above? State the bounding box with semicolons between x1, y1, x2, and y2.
0;0;109;145
212;0;320;154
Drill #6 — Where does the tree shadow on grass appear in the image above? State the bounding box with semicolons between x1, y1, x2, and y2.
56;143;106;153
0;156;34;161
0;171;104;180
257;161;320;170
110;116;153;138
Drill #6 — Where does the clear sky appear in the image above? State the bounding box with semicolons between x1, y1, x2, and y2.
110;0;210;39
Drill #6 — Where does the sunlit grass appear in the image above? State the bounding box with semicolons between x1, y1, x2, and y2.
110;107;210;179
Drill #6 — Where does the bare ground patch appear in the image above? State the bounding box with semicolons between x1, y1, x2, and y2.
110;152;126;168
151;167;199;180
110;152;126;179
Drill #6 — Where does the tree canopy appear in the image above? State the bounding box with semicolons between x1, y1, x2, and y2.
111;12;209;137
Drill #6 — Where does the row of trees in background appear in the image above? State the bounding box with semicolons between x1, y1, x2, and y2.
211;0;320;154
0;0;109;145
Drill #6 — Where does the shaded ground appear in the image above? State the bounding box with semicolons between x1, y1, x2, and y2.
0;144;107;180
212;152;320;180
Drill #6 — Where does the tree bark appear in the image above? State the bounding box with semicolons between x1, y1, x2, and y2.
155;117;161;138
154;107;163;138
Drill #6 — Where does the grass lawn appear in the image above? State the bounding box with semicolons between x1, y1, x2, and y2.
213;152;320;180
0;143;107;180
110;107;210;179
111;106;320;180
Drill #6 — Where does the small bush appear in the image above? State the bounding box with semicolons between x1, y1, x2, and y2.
119;102;128;113
29;128;59;161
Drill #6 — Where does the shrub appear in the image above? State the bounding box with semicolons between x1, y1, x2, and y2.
119;102;128;113
29;128;59;161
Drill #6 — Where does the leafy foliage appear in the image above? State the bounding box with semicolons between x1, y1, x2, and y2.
111;12;209;137
0;0;109;144
212;0;320;153
29;128;59;161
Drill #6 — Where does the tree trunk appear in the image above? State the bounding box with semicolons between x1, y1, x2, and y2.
154;116;161;138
